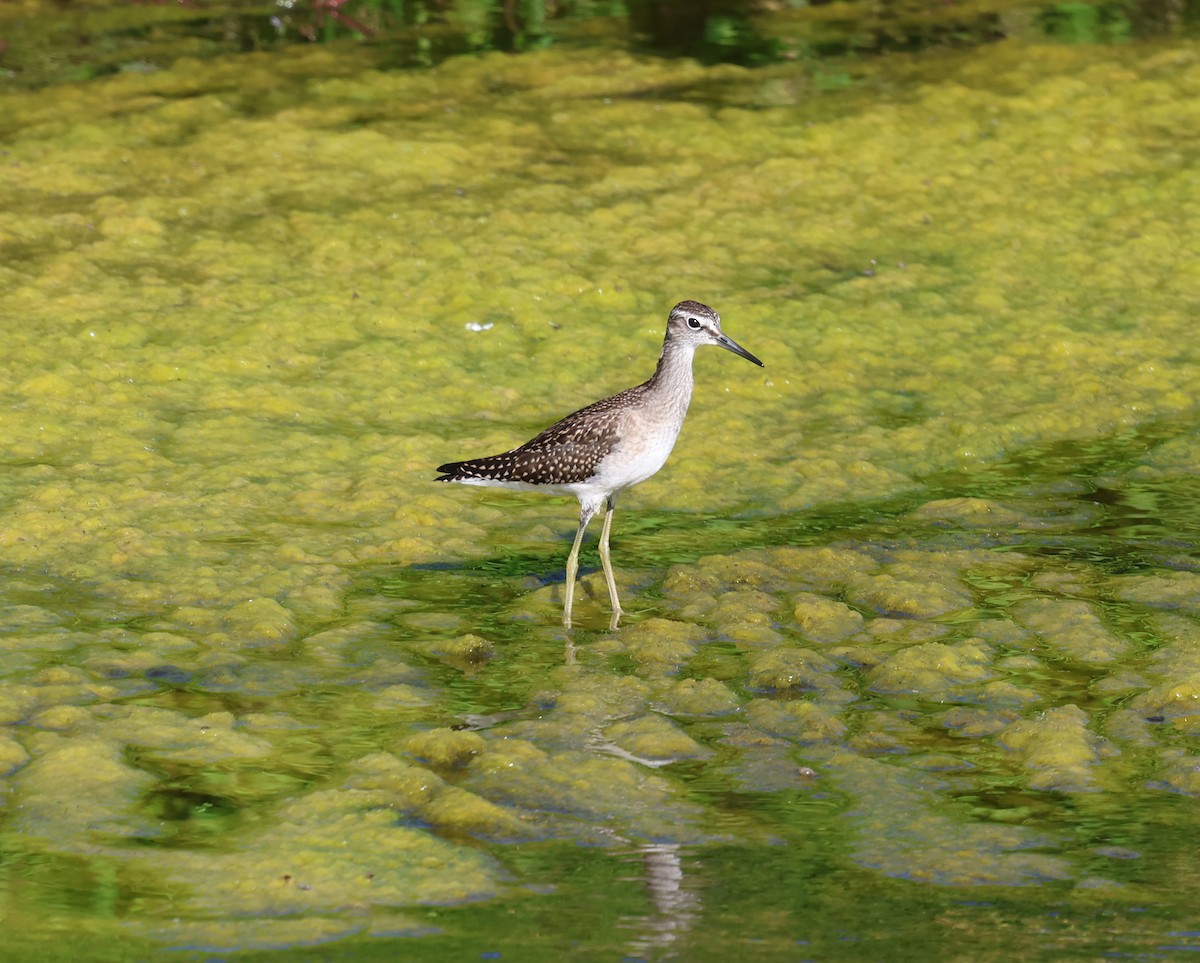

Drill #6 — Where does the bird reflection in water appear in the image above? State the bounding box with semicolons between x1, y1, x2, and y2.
616;842;701;958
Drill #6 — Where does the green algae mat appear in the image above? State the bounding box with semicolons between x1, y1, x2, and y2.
3;34;1200;961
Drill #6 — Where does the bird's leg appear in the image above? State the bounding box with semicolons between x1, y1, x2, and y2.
563;503;597;628
598;496;622;630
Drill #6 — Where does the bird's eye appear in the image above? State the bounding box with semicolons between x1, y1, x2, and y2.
687;317;701;329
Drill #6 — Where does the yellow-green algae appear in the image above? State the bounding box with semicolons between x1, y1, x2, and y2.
1;31;1200;958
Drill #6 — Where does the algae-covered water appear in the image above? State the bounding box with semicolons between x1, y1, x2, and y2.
3;31;1200;961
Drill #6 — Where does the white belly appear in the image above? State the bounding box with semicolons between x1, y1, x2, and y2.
591;413;682;494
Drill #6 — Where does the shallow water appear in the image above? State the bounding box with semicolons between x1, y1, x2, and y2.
2;34;1200;961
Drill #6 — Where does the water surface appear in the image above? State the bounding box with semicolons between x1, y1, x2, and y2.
2;36;1200;961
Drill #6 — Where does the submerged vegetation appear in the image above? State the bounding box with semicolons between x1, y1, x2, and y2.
3;0;1200;953
0;0;1198;86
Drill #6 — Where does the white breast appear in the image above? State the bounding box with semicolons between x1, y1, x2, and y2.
591;403;687;494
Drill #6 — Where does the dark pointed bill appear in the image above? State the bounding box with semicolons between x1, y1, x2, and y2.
716;333;764;367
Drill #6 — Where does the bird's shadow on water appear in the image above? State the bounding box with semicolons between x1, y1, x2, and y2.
367;417;1200;643
358;496;924;644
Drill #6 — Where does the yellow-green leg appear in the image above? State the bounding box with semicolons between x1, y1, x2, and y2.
563;504;597;628
598;498;622;630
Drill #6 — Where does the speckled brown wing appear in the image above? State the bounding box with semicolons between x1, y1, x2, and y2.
436;385;644;486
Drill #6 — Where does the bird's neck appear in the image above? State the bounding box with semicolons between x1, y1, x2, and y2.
646;338;696;414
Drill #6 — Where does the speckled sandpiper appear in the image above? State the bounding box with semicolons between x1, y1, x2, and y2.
436;300;764;629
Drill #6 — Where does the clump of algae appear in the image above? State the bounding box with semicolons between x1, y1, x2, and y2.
0;36;1199;945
